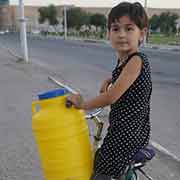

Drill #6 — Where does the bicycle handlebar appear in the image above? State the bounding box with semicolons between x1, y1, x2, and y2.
85;108;103;119
48;76;103;118
48;76;78;94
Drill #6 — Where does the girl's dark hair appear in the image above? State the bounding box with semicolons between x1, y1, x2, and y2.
108;2;149;30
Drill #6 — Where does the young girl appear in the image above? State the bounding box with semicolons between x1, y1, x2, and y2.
67;2;152;180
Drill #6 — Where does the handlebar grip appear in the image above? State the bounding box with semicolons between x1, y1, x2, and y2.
66;100;73;108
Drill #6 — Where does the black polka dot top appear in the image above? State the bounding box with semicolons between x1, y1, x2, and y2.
94;52;152;178
109;52;152;128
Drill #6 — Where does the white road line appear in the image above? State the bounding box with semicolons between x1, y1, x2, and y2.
150;140;180;163
0;42;21;59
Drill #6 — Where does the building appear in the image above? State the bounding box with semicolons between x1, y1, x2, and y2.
0;4;43;31
0;5;180;32
0;0;9;5
0;0;10;30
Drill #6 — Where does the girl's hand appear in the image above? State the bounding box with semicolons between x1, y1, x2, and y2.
66;94;84;109
99;78;112;94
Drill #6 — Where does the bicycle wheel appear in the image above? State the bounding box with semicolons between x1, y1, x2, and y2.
125;169;138;180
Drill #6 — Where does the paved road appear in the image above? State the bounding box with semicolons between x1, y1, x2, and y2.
0;33;180;161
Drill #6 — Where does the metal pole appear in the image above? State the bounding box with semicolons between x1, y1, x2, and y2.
143;0;148;45
19;0;29;62
64;6;67;40
144;0;147;10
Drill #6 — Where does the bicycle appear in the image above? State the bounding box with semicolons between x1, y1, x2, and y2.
48;76;156;180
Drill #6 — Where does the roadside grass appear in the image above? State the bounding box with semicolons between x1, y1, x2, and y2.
40;31;180;45
148;33;180;45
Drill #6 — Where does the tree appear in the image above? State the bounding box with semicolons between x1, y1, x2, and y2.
65;7;88;30
83;12;92;28
149;12;179;35
149;14;160;31
169;13;179;33
160;12;179;34
90;13;107;31
38;7;48;24
159;12;171;34
38;4;58;26
47;5;59;26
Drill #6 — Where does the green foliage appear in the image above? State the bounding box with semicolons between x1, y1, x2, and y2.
38;4;59;26
48;5;59;25
63;8;107;31
90;13;107;30
149;12;179;35
149;33;180;45
38;7;48;24
83;12;91;27
149;14;160;31
65;8;88;30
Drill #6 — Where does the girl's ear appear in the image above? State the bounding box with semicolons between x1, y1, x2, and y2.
139;28;148;46
141;27;148;39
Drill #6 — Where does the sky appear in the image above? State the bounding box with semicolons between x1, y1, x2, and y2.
10;0;180;9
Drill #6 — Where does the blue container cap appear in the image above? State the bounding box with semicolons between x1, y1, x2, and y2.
38;88;69;100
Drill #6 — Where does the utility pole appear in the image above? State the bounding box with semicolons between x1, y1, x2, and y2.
64;6;67;40
144;0;148;45
19;0;29;62
144;0;147;11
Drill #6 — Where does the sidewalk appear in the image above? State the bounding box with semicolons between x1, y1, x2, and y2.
0;48;180;180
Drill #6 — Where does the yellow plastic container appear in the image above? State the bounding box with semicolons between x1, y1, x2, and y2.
32;91;93;180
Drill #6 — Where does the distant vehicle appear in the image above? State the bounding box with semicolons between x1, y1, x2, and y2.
0;30;9;35
0;31;5;35
31;30;40;35
5;29;9;33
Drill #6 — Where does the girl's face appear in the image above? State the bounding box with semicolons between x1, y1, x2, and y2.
108;16;147;56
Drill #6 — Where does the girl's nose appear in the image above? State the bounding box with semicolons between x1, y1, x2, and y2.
118;29;126;38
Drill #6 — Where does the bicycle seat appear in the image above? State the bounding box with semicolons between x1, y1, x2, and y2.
132;147;155;163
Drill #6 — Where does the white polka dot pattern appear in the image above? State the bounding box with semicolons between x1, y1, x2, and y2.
94;52;152;178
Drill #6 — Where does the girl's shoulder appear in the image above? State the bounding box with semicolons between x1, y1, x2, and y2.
122;52;151;75
121;51;148;67
113;52;150;74
138;52;151;67
138;52;148;61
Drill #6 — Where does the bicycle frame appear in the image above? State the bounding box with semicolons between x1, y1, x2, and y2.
85;109;104;152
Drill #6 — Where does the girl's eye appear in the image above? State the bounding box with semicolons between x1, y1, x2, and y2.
127;27;133;31
112;28;119;32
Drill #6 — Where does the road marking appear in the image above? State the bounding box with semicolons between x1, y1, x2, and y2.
150;140;180;163
0;42;21;59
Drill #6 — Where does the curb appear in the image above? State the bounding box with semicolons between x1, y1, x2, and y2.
147;45;180;52
150;141;180;164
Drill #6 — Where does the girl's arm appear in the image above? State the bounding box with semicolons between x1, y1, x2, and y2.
67;56;142;110
104;55;143;104
99;77;112;94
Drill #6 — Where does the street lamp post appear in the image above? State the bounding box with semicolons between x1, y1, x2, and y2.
19;0;29;62
144;0;147;10
64;6;67;40
176;23;180;36
143;0;148;45
63;5;74;40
